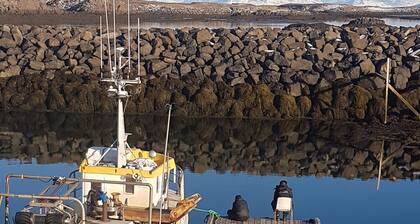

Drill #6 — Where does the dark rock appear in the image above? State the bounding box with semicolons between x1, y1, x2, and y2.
301;73;320;85
151;60;168;73
359;59;375;75
345;31;368;49
0;65;20;77
45;60;65;70
196;29;212;44
11;27;23;45
261;71;280;84
141;42;153;56
194;88;218;109
231;77;245;86
29;61;45;71
47;38;60;48
0;38;17;48
291;59;313;71
82;30;94;41
87;57;101;69
392;66;411;90
80;41;94;53
180;63;192;76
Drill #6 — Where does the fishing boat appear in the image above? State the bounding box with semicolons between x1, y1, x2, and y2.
0;1;201;223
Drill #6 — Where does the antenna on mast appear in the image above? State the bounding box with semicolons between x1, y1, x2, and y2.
127;0;131;74
104;0;112;74
100;16;103;79
100;0;141;168
137;17;140;77
113;0;117;71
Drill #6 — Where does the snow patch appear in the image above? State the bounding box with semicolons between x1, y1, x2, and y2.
45;0;90;12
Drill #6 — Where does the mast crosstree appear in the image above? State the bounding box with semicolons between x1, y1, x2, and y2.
100;0;141;168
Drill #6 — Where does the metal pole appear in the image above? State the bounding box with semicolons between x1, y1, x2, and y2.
113;0;117;71
159;104;173;224
100;16;103;72
137;17;140;77
127;0;131;73
104;0;112;73
384;58;390;124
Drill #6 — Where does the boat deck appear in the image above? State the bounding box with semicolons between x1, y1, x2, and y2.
214;217;320;224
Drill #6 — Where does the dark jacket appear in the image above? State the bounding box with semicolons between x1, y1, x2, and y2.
271;184;293;211
227;196;249;221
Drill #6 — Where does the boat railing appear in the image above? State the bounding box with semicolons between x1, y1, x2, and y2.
2;173;154;224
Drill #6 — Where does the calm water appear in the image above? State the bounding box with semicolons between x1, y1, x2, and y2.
0;112;419;223
133;17;420;29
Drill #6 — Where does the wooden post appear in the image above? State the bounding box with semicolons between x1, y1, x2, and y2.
376;140;384;191
388;85;420;120
102;202;109;222
384;58;390;124
274;210;278;224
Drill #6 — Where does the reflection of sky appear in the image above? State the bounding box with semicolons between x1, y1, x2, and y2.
1;160;420;224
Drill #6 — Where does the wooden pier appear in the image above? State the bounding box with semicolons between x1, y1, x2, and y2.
214;217;320;224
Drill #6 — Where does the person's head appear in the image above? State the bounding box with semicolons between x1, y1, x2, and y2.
235;195;242;200
279;180;288;187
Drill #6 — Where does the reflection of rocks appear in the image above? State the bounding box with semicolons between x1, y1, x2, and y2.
0;112;419;180
0;19;419;120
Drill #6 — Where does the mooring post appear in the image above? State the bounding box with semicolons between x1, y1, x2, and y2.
379;58;420;122
376;140;385;191
384;58;390;124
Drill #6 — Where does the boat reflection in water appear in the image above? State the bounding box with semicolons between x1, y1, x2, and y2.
1;112;420;223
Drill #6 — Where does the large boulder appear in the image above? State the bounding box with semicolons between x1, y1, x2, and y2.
151;60;168;73
345;31;368;49
11;26;23;45
45;60;65;70
180;63;192;75
291;59;313;71
349;85;372;119
196;29;212;44
275;94;299;118
359;59;375;75
301;73;320;85
82;30;94;41
29;61;45;71
0;38;17;48
194;88;218;109
140;42;153;56
0;65;21;77
47;38;60;48
392;66;411;90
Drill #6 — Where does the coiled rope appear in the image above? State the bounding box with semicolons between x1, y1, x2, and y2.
193;208;220;224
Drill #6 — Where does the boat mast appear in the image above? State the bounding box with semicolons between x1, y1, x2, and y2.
101;0;140;168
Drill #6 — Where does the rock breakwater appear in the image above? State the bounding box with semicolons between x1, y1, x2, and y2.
0;18;419;120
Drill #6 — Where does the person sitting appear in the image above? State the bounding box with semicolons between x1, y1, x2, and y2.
227;195;249;221
271;180;293;220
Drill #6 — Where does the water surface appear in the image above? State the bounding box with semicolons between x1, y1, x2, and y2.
0;112;419;223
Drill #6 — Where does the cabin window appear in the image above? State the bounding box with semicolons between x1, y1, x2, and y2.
125;177;135;194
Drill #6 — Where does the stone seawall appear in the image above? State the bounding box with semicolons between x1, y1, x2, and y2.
0;18;419;120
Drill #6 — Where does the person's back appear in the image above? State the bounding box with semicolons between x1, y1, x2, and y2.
271;181;293;211
227;195;249;221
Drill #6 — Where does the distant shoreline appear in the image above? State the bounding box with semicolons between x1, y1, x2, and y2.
0;12;419;27
0;1;419;26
